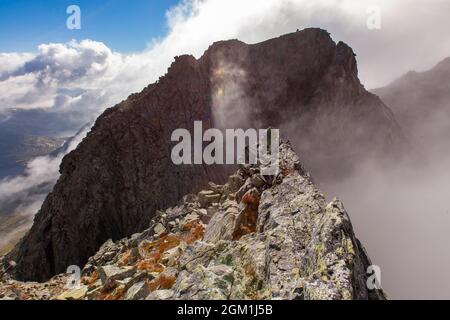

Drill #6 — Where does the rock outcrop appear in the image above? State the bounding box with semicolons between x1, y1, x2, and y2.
6;28;404;282
6;51;228;282
0;142;385;300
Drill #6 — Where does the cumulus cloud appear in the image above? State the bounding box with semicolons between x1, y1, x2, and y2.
0;40;132;122
146;0;450;89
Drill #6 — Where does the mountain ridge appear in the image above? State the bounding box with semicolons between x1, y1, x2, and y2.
1;141;386;300
6;28;405;282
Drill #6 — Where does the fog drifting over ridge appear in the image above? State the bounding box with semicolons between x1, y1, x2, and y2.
0;0;450;299
321;153;450;300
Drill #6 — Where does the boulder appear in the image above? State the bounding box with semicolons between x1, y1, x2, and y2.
153;223;167;237
198;191;221;208
124;282;150;300
57;286;88;300
98;266;136;284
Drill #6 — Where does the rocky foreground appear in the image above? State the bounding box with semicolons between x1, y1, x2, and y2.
0;142;385;300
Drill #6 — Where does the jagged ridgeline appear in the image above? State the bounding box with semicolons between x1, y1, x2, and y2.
1;142;385;300
4;28;403;287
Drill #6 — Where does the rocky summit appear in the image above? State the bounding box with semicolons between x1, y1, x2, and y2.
0;142;385;300
5;28;404;283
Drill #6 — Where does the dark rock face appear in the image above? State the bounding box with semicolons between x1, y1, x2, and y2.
8;28;404;282
7;54;227;282
205;30;404;180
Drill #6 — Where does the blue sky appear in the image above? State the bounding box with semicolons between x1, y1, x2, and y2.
0;0;180;53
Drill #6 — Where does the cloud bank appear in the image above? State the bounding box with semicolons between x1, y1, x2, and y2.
0;127;88;206
1;0;450;298
0;126;89;255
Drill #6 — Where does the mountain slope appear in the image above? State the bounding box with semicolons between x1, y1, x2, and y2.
6;28;404;282
1;142;385;300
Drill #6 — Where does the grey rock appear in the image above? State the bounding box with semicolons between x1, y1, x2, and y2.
147;289;174;300
208;182;224;194
153;223;167;236
124;282;150;300
227;174;246;193
198;191;221;208
250;175;265;188
57;286;88;300
235;179;253;203
97;265;136;284
203;211;237;243
171;142;386;300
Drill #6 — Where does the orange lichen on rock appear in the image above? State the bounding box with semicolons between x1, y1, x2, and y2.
242;190;260;210
92;278;122;300
281;166;296;177
141;234;181;255
244;264;256;277
137;234;180;266
83;221;208;300
147;274;177;292
103;286;126;301
136;260;165;273
180;220;205;244
117;249;132;267
233;190;260;240
81;270;99;287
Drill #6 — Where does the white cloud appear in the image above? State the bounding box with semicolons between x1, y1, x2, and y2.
148;0;450;88
0;40;128;113
1;0;450;117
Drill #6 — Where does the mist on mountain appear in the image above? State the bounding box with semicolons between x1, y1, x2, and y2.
315;57;450;299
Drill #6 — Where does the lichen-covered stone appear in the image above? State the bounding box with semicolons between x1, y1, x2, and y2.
124;282;150;300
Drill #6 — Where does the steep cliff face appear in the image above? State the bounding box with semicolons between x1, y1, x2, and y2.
7;28;404;282
0;142;385;300
7;54;226;282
